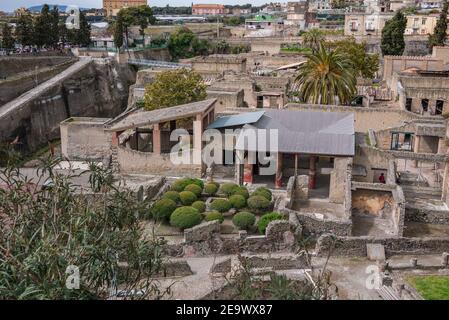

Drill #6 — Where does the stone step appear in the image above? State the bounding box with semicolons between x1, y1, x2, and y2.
377;285;399;300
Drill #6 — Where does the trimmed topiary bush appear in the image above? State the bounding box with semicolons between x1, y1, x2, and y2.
252;187;272;201
171;178;204;192
232;186;249;199
184;184;203;197
151;198;177;221
219;182;239;196
191;200;206;213
162;191;180;203
232;211;256;230
247;195;271;212
204;211;224;223
229;194;247;209
210;198;232;213
257;212;284;234
179;191;197;205
210;198;232;212
170;206;203;229
204;183;219;195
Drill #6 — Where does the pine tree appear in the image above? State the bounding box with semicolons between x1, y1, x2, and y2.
1;23;15;49
34;4;52;47
15;11;34;46
429;1;448;49
381;11;407;56
113;19;124;49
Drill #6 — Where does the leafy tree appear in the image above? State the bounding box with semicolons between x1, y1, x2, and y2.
15;11;34;46
328;38;379;79
295;43;356;105
167;27;210;60
34;4;52;47
143;68;207;110
114;5;155;50
1;23;15;49
429;1;448;49
0;157;168;299
49;6;60;47
381;11;407;56
302;28;325;52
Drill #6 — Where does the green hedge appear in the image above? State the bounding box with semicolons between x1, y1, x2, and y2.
210;198;232;213
204;183;219;195
219;182;239;196
232;186;249;199
151;198;177;221
191;200;206;213
184;184;203;197
257;212;284;234
252;187;272;201
170;206;202;229
179;191;197;205
232;211;256;230
229;194;246;209
204;211;224;224
171;178;204;192
162;191;180;203
247;195;271;212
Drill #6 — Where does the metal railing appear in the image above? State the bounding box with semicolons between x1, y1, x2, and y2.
127;59;191;69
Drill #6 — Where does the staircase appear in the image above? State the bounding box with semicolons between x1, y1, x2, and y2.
377;285;400;300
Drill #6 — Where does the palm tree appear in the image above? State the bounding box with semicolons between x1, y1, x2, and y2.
302;28;325;52
295;43;356;105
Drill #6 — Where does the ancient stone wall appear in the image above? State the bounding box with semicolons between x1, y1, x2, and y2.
60;117;112;160
315;234;449;257
405;207;449;225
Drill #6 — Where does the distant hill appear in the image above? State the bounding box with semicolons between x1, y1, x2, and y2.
28;5;90;12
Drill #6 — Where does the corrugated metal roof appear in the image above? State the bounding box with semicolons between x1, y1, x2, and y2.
235;109;355;156
207;111;265;129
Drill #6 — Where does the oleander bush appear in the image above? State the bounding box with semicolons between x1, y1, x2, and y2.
229;194;247;209
232;212;256;230
179;191;197;205
252;187;272;201
184;184;203;197
170;206;203;229
257;212;284;234
219;182;239;196
162;191;180;203
150;198;177;221
247;195;271;212
204;211;224;224
204;183;219;195
232;186;249;199
210;198;232;213
191;200;206;213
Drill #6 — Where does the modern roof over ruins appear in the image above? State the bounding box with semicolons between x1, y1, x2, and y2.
234;110;355;156
107;99;217;132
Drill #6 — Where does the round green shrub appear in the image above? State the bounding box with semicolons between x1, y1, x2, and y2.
151;198;177;221
162;191;180;203
247;195;271;212
191;200;206;213
252;187;272;201
204;211;224;223
257;212;284;234
210;198;232;213
170;206;202;229
232;211;256;230
171;178;204;192
232;186;249;199
219;182;239;196
204;183;219;195
184;184;203;197
229;194;247;209
179;191;197;205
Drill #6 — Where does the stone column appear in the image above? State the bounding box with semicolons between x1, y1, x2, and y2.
275;152;283;188
413;135;421;167
442;162;449;202
294;153;299;177
309;155;317;189
193;113;203;166
152;123;161;154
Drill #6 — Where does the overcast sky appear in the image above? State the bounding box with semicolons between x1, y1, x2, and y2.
0;1;267;12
